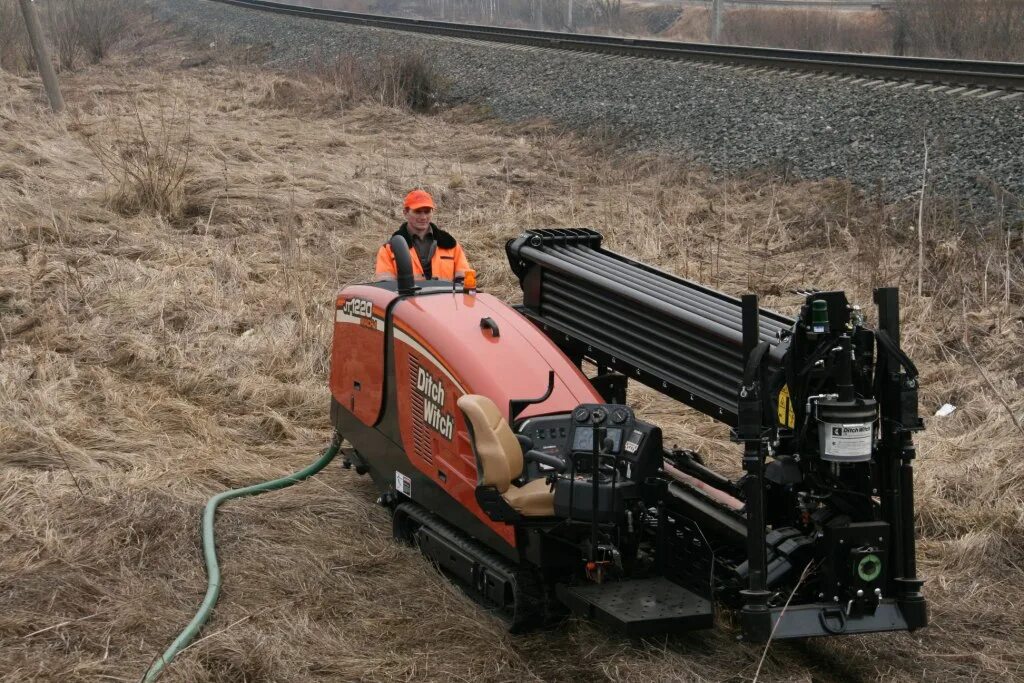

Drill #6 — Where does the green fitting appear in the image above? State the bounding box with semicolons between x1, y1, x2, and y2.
811;299;829;334
143;435;341;682
858;553;882;582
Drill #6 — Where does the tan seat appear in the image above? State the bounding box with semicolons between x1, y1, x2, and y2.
457;394;555;517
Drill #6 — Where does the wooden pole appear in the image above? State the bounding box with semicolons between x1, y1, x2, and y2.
711;0;723;43
18;0;64;113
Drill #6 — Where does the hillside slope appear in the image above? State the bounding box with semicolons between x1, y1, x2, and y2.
1;31;1022;683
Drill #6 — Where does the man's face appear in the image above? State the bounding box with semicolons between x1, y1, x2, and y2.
404;207;433;236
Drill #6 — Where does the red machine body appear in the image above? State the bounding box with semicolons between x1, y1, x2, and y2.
330;283;601;551
327;231;927;640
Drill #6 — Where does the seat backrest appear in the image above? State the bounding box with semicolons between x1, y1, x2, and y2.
457;394;524;493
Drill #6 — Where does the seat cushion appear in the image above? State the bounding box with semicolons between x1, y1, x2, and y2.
457;394;524;492
502;477;555;517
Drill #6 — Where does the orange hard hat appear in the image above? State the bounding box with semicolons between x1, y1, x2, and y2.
403;189;435;211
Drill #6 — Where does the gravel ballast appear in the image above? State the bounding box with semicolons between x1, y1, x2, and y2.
155;0;1024;218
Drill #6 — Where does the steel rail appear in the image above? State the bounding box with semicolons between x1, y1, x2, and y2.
208;0;1024;91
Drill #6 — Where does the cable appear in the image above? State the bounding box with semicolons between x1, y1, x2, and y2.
142;434;342;682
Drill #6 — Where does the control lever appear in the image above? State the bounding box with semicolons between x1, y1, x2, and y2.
589;426;606;563
598;437;617;477
524;449;566;473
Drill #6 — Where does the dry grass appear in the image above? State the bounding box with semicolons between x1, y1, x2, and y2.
367;0;1024;61
662;1;1024;60
0;0;31;73
659;6;890;52
721;7;890;53
1;21;1023;683
899;0;1024;61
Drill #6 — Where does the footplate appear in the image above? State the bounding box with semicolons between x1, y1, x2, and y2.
557;577;713;636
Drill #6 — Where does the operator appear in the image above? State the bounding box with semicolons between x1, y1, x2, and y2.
374;189;471;281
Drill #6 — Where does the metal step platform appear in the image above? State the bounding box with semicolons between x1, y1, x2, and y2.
557;577;713;636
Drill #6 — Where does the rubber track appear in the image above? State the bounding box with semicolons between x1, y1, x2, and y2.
394;502;545;631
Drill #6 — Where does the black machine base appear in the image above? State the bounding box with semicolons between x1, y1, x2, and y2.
557;577;713;636
746;600;911;641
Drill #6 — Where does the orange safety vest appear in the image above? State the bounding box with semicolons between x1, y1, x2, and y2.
374;223;470;281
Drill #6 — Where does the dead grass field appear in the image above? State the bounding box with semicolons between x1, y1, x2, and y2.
659;6;890;53
1;20;1023;683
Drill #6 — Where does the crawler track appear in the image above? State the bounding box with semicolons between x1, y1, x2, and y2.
210;0;1024;91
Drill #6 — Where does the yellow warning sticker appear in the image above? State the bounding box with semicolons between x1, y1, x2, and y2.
777;384;795;429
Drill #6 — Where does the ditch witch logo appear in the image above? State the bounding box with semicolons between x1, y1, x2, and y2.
416;367;454;440
832;425;870;437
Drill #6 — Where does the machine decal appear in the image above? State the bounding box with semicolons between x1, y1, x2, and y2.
822;422;873;459
342;297;373;319
393;327;467;392
416;366;454;440
777;384;795;428
395;470;412;496
336;298;382;331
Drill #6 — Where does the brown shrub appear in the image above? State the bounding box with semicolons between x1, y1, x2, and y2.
0;0;33;73
2;0;137;73
44;0;80;72
77;103;194;220
255;77;317;111
69;0;129;63
0;0;18;69
312;50;443;113
380;51;441;112
900;0;1024;61
723;7;890;53
659;7;712;41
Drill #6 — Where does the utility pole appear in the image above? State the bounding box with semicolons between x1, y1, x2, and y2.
566;0;573;30
891;0;909;55
711;0;723;43
18;0;64;113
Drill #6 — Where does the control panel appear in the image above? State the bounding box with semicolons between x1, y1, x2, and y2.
568;403;662;482
518;414;572;456
550;403;664;522
517;405;663;483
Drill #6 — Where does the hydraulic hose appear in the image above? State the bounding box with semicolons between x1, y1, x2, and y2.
143;434;341;682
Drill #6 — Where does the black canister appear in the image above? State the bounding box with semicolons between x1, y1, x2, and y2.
816;398;878;463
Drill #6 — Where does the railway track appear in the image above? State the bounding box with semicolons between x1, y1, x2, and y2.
210;0;1024;92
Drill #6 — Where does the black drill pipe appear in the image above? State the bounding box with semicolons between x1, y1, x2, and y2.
540;299;740;410
540;295;741;389
542;272;746;370
557;245;791;336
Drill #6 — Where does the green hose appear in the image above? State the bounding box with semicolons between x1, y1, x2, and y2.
143;435;341;682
